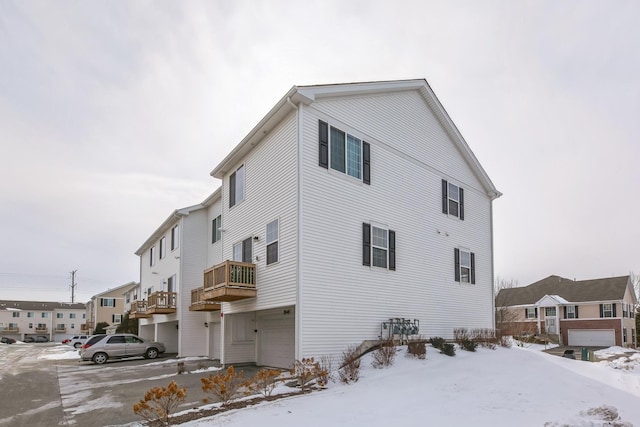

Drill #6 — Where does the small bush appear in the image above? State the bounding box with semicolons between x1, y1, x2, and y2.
440;343;456;356
460;339;478;352
290;358;327;390
338;345;360;384
429;336;446;349
318;355;335;385
244;368;282;397
177;361;187;375
407;339;427;359
371;338;396;369
201;365;245;406
133;380;186;426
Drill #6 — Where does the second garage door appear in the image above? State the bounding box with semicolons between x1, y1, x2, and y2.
567;329;615;346
260;316;295;369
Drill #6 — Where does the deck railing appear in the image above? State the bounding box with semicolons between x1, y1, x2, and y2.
147;291;177;310
204;260;256;291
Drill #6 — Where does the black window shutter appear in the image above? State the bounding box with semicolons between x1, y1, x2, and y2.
454;248;460;281
563;306;567;319
524;309;528;318
363;142;371;185
613;304;617;317
535;307;538;317
242;238;252;263
575;306;579;319
459;187;465;220
388;230;395;271
362;223;371;266
319;120;329;168
470;252;475;284
442;180;448;214
599;304;604;318
212;218;216;243
229;172;236;207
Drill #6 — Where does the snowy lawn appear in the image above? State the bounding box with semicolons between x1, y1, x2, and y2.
176;344;640;427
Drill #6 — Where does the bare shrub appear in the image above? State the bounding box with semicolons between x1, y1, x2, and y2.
338;345;360;384
201;365;245;406
407;338;427;359
244;368;282;397
290;358;327;391
453;328;470;344
371;338;397;369
133;380;186;426
498;335;512;348
318;355;335;384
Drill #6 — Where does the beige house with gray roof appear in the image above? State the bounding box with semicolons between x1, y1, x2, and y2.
496;275;637;347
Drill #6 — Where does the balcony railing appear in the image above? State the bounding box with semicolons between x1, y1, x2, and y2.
3;326;19;333
202;260;257;302
55;327;66;333
146;291;177;314
189;288;221;311
129;300;151;319
35;327;48;332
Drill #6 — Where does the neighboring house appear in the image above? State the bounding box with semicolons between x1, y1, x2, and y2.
85;282;138;334
495;275;637;348
181;78;501;369
134;189;222;356
0;300;86;342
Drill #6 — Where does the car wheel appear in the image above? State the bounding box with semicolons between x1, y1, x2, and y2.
74;343;81;349
92;352;108;365
145;348;159;359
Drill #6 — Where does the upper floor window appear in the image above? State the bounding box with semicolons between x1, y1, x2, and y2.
149;246;156;266
600;303;615;318
525;308;537;319
12;312;19;318
454;248;475;284
564;305;578;319
112;314;122;324
41;312;49;318
544;307;556;317
229;165;245;208
167;275;176;293
233;238;252;263
212;215;222;244
100;298;116;308
27;312;34;318
171;225;179;250
362;223;395;270
82;313;86;319
69;313;76;319
56;312;63;319
442;180;465;220
159;237;166;259
319;120;370;184
266;219;279;265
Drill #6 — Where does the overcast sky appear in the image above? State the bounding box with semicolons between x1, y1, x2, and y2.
1;0;638;302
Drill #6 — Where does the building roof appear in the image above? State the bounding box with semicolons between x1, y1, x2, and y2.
0;300;86;311
209;79;501;200
88;281;139;301
496;275;633;307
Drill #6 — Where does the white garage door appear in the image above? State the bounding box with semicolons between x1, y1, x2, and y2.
568;329;615;346
260;316;295;369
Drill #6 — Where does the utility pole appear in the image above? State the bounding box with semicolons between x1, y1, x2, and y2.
70;270;77;303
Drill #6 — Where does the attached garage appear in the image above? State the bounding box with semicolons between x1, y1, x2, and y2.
568;329;615;346
260;315;295;369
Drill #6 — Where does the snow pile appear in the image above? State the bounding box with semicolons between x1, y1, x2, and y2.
38;347;80;360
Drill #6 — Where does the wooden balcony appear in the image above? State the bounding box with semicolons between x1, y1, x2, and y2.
202;260;256;302
129;300;151;319
189;288;221;311
35;327;48;333
4;326;19;333
146;291;177;315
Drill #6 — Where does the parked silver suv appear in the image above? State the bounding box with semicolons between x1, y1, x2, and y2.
79;333;166;365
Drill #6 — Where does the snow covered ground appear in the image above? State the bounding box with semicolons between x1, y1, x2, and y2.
176;343;640;427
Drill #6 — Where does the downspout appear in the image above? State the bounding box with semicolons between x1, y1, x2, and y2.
287;96;302;361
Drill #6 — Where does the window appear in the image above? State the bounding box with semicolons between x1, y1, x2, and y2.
623;328;628;343
167;275;176;293
37;323;46;330
454;248;475;284
525;308;537;319
212;215;222;243
56;313;63;319
171;225;179;250
229;164;245;207
233;238;252;263
232;314;254;343
362;223;396;270
82;313;86;319
8;323;17;329
266;219;279;265
565;305;578;319
600;303;615;318
28;323;33;329
107;335;125;344
41;312;49;318
319;120;370;184
112;314;122;324
69;313;76;319
70;323;75;329
149;246;156;266
159;237;166;259
442;180;465;220
12;312;19;318
27;312;33;318
100;298;116;308
125;294;130;304
147;287;153;298
545;307;556;317
126;335;143;344
56;324;65;331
